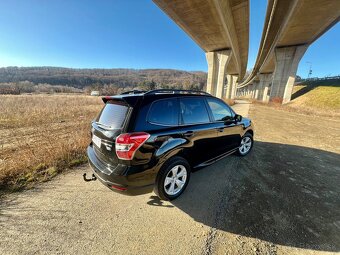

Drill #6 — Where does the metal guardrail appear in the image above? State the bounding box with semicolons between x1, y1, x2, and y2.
300;75;340;82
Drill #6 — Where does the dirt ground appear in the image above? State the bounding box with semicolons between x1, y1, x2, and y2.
0;102;339;255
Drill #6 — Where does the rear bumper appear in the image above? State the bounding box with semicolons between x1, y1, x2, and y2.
87;146;154;196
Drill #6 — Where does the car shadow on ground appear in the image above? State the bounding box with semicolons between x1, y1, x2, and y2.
152;141;340;252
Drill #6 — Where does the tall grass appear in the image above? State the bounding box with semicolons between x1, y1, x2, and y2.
0;94;103;190
298;86;340;109
288;85;340;116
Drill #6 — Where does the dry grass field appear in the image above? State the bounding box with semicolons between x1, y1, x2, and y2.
290;85;340;112
286;80;340;117
0;94;102;190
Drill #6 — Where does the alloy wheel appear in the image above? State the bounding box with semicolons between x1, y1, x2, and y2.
239;136;252;155
164;165;187;196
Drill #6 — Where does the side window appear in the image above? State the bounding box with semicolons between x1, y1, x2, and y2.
147;98;179;126
207;98;234;121
180;97;210;124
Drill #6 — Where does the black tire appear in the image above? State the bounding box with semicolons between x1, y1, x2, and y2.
236;132;254;156
154;156;191;201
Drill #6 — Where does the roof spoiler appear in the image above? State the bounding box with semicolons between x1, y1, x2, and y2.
102;96;140;107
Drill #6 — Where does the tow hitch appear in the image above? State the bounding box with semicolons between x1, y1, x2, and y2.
83;173;97;182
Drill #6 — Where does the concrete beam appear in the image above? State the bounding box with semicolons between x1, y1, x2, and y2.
270;45;308;103
153;0;250;79
206;50;232;98
238;0;339;88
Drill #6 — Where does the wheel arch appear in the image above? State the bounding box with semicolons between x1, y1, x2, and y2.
245;129;254;137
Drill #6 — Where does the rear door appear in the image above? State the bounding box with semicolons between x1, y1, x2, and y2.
206;98;243;154
178;97;220;166
91;100;131;166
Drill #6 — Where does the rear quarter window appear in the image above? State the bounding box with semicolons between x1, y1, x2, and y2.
147;98;179;126
96;101;129;129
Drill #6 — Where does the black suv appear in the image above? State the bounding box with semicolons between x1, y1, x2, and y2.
87;89;254;200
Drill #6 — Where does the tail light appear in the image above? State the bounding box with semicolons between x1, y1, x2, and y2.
115;132;150;160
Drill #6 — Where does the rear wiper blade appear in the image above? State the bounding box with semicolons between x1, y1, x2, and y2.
95;122;113;129
95;122;122;131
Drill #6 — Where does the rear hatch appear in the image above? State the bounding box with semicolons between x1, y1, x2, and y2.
91;99;131;167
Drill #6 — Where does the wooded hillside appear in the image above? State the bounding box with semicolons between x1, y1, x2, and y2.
0;67;207;90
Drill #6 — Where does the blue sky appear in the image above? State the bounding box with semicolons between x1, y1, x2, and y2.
0;0;338;78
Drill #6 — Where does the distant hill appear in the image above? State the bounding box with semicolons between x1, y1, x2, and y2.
0;67;207;90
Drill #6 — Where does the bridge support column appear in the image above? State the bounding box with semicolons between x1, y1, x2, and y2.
250;88;255;99
225;75;232;99
206;52;217;95
230;75;238;99
270;45;308;104
253;81;260;99
250;84;256;99
225;75;238;99
257;73;272;102
256;81;263;100
206;50;232;98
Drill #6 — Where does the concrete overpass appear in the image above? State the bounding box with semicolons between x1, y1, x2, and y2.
238;0;340;104
153;0;249;99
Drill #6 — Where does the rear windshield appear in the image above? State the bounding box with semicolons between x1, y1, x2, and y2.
96;101;129;129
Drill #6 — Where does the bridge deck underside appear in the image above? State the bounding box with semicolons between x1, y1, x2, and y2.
153;0;249;78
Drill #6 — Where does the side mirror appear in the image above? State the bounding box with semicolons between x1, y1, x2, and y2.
234;114;242;122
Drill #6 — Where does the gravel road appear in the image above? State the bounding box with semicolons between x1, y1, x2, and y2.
1;101;339;255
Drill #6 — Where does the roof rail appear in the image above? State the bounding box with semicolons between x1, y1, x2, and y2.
120;90;146;95
144;89;211;96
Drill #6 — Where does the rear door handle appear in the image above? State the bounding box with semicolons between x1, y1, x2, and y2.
182;131;194;138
